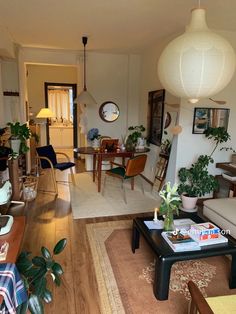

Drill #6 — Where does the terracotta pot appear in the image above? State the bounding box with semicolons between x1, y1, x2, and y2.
181;194;198;212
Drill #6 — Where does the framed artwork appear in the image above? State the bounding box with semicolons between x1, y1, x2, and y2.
192;107;230;134
147;89;165;146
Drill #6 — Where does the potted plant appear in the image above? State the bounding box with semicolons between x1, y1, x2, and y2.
178;155;218;211
178;126;232;212
16;238;67;314
126;125;145;151
159;182;181;230
7;122;31;154
87;128;101;148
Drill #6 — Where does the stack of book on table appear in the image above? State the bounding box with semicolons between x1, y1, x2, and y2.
162;221;228;252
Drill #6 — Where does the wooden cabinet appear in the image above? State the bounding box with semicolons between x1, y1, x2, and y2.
49;126;73;148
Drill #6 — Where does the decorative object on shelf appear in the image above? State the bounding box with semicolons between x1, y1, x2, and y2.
7;122;31;154
77;36;96;105
147;89;165;146
87;128;101;148
16;238;67;314
158;7;236;104
192;108;230;134
126;125;145;151
159;182;181;231
99;101;120;122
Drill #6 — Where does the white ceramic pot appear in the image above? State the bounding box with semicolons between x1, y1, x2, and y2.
10;138;21;154
92;138;100;148
181;194;198;212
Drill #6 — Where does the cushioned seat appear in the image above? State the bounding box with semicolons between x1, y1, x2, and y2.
203;198;236;238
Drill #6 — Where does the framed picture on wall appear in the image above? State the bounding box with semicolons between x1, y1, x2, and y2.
192;107;230;134
147;89;165;146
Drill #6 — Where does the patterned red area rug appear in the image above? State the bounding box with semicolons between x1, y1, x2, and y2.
86;220;236;314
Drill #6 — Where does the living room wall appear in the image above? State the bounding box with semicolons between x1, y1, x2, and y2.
21;48;141;148
140;30;236;184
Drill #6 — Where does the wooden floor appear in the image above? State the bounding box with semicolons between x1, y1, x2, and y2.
21;159;152;313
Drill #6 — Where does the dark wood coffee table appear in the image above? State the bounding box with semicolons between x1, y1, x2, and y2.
132;213;236;300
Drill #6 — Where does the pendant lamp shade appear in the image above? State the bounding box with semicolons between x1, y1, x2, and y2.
157;8;236;103
77;36;97;105
77;89;97;105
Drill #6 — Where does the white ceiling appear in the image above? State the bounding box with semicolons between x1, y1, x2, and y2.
1;0;236;53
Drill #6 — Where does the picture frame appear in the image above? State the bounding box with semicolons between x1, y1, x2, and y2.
147;89;165;146
192;107;230;134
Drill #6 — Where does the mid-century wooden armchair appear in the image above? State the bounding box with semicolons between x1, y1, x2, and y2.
36;145;75;195
188;280;236;314
103;154;147;203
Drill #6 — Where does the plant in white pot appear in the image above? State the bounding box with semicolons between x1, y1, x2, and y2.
178;126;232;212
7;122;31;154
178;155;218;212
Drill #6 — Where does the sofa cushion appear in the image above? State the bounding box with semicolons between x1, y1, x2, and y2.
203;198;236;239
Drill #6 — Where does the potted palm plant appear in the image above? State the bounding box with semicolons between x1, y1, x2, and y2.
125;125;146;151
7;122;31;154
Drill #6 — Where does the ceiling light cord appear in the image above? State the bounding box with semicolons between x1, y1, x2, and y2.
82;36;88;91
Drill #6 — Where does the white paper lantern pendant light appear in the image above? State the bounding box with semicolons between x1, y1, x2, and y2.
158;7;236;103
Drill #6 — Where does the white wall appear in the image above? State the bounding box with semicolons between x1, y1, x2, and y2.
140;35;180;182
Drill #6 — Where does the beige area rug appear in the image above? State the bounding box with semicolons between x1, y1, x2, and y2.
86;220;236;314
69;172;160;219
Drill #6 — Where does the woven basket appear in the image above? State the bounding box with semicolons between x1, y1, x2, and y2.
23;176;38;201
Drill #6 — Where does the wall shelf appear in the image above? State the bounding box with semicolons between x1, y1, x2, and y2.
3;91;19;97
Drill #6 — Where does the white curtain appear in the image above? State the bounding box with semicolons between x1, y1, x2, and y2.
48;89;70;121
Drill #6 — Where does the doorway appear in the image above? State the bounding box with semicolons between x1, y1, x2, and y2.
44;82;77;159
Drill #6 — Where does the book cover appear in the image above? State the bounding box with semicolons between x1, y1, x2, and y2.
162;231;200;252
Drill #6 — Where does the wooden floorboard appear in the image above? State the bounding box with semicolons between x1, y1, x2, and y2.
20;159;153;313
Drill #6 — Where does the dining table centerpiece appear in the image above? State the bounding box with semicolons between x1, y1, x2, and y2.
87;128;101;148
159;182;181;231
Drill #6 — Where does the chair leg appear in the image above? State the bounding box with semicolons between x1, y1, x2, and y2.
69;168;76;185
140;176;145;194
130;177;134;190
51;168;58;195
102;174;107;196
122;179;127;204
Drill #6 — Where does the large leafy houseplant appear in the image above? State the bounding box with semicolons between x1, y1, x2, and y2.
178;127;231;201
16;238;67;314
7;122;31;154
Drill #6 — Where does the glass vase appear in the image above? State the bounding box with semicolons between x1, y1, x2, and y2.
163;211;174;231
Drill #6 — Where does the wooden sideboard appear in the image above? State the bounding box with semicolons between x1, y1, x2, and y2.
215;162;236;197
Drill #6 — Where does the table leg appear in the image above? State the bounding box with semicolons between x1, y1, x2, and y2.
153;257;173;300
93;155;96;182
97;155;102;193
132;221;140;253
229;253;236;289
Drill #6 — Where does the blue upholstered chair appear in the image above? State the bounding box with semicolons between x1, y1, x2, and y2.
102;154;147;203
36;145;75;195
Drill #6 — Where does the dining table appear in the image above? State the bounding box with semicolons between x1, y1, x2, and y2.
74;146;150;192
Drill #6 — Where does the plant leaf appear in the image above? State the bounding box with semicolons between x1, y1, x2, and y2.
53;238;67;255
43;289;52;304
41;247;51;259
28;294;44;314
34;277;47;297
52;263;63;276
32;257;46;267
16;301;28;314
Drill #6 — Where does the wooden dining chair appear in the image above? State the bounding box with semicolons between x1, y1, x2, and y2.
36;145;75;195
103;154;147;203
100;137;119;169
